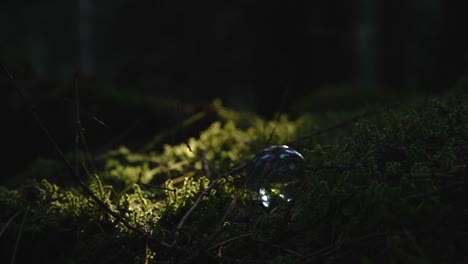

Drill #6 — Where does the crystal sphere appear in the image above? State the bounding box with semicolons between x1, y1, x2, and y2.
247;145;305;209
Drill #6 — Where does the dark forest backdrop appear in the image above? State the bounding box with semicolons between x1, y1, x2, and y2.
1;0;467;179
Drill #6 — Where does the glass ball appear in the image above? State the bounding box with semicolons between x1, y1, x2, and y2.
247;145;305;209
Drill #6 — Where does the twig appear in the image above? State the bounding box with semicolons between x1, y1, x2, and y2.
74;75;81;183
145;243;150;264
10;207;27;264
174;143;248;243
286;102;401;146
199;147;212;179
175;176;216;230
215;198;237;232
141;183;176;192
173;162;247;233
2;65;171;248
251;237;305;258
206;233;254;252
0;210;24;239
356;148;378;167
305;231;388;260
266;86;290;146
198;198;238;252
95;120;141;155
222;161;250;178
74;75;99;175
404;182;463;202
306;164;356;171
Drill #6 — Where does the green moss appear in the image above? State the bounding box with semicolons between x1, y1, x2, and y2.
1;92;467;263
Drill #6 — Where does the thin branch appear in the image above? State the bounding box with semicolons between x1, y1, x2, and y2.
176;179;215;230
2;65;171;248
174;142;248;243
251;237;305;258
199;198;238;252
223;162;250;177
95;120;141;155
404;182;463;202
306;164;356;171
286;102;401;146
74;75;98;177
266;86;290;146
10;208;28;264
305;231;388;260
215;198;236;232
206;233;254;252
0;210;24;239
141;183;176;192
174;162;248;233
269;244;304;258
1;64;14;80
74;74;81;183
199;147;212;179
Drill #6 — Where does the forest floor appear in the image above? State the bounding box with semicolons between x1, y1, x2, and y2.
0;74;467;263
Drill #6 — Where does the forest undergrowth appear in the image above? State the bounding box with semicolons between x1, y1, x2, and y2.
0;71;467;263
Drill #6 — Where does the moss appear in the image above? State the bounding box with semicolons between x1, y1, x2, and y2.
0;91;467;263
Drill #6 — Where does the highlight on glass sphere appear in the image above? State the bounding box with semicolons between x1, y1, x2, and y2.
247;145;305;209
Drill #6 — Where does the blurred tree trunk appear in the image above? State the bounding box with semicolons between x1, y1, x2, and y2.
76;0;95;76
355;0;380;90
404;0;441;90
380;0;442;91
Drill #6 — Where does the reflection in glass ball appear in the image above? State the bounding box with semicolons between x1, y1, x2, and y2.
248;145;305;209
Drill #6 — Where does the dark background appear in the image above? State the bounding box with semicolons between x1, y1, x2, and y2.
1;0;467;179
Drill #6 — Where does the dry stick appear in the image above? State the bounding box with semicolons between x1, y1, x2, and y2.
199;147;212;179
200;198;238;252
214;198;237;232
10;207;27;264
0;210;24;239
2;65;170;248
306;164;356;172
174;143;248;244
304;228;445;263
266;86;290;146
95;120;141;156
141;183;176;193
178;156;248;233
285;102;401;146
253;239;305;258
60;97;118;157
272;244;304;258
206;232;254;252
74;76;99;179
404;182;463;202
305;231;389;260
74;75;81;183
